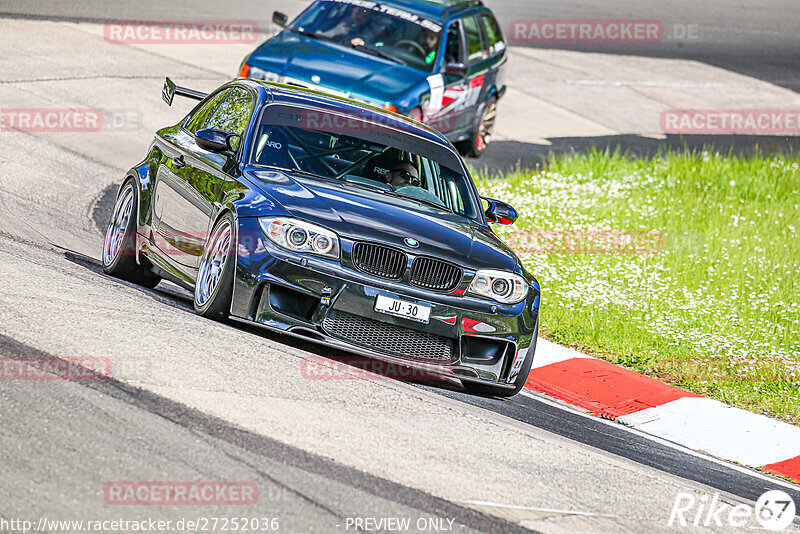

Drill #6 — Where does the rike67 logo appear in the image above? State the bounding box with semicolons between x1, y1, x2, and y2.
669;490;796;531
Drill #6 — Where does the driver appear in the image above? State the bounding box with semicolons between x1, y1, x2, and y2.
386;160;419;189
420;30;439;65
326;7;380;46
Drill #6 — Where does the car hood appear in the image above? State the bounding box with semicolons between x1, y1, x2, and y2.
246;170;517;272
249;32;427;104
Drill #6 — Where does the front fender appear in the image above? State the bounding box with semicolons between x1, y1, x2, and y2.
224;186;287;219
229;215;275;319
224;176;291;317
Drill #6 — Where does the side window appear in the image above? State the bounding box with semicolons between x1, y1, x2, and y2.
462;15;486;64
205;87;255;136
443;21;463;64
186;89;230;134
481;14;505;56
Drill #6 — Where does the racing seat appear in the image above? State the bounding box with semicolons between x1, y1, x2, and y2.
359;150;402;185
254;127;294;169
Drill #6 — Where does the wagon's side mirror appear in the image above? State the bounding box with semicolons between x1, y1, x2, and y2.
195;128;239;156
443;62;468;78
483;197;518;225
273;11;288;28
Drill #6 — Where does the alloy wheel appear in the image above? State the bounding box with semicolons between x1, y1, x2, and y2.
103;184;134;266
477;99;497;152
195;220;232;306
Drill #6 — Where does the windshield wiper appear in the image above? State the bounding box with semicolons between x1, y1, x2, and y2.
337;177;453;213
352;186;454;213
379;189;453;213
289;28;335;43
260;167;455;214
258;165;329;180
349;43;408;65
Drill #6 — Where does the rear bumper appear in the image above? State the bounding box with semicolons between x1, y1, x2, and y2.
230;217;539;388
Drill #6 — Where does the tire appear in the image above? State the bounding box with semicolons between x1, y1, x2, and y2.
458;97;497;158
102;179;160;288
462;319;538;398
194;212;236;320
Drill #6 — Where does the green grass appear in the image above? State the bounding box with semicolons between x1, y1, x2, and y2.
475;149;800;423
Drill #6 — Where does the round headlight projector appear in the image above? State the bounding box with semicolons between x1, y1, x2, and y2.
288;227;308;248
491;278;510;296
473;275;490;292
313;234;333;254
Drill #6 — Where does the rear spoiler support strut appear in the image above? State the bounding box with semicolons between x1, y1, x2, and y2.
162;77;208;106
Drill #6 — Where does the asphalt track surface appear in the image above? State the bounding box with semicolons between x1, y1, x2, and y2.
2;0;798;174
1;2;800;533
1;0;797;91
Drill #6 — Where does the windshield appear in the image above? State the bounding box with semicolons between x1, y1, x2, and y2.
292;0;443;73
250;105;480;220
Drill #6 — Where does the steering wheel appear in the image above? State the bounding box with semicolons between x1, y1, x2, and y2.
394;39;427;58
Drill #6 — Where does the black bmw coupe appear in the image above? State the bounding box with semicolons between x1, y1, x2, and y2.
103;77;540;397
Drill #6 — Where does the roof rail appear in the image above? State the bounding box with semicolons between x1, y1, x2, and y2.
442;0;483;16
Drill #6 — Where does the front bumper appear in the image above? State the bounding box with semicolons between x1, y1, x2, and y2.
230;218;539;388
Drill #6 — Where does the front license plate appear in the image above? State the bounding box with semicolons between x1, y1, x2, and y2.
374;295;431;324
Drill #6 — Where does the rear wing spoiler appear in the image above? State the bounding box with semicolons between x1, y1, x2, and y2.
161;77;208;106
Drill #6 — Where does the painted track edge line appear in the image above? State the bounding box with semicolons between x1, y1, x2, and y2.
524;342;800;483
518;389;800;493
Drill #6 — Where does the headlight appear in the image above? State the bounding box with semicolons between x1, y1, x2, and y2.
248;66;281;82
468;270;528;304
258;217;340;260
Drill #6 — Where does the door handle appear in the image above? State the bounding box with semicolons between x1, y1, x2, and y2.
173;155;186;169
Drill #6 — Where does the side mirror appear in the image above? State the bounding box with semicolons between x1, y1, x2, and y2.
483;197;518;225
195;128;239;155
443;62;468;78
273;11;288;28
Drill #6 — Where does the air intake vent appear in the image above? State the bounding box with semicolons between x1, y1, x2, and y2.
410;257;463;292
323;310;455;362
352;243;407;280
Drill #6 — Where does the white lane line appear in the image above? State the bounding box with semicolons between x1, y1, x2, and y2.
530;338;594;369
618;397;800;468
519;390;800;493
460;500;600;517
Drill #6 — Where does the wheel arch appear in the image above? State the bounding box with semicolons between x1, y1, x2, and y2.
126;142;165;231
485;84;505;102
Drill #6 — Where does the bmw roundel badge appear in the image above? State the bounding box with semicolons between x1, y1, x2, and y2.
404;238;419;248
